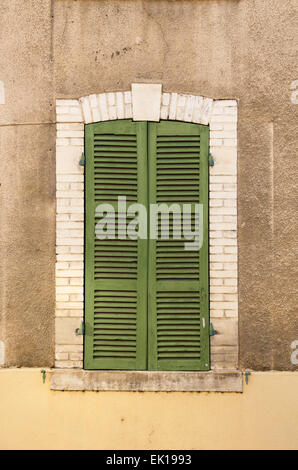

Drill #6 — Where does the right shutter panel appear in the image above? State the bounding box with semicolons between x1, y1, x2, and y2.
148;120;209;371
84;120;148;370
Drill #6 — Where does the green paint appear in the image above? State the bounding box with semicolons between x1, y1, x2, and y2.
40;370;46;384
147;121;209;371
84;120;209;371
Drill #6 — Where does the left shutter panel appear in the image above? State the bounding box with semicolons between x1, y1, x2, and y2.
84;120;148;370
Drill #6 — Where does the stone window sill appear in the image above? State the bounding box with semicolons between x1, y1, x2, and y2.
50;370;243;392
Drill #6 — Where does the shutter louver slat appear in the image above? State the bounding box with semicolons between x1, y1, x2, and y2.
84;120;147;370
148;121;209;371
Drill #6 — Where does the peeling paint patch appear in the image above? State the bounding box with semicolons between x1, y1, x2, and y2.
0;81;5;104
0;341;5;365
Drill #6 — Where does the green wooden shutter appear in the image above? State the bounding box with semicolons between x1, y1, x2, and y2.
84;120;148;370
147;120;209;371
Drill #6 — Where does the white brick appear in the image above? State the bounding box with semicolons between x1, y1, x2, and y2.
184;95;195;122
210;254;237;262
56;99;80;107
224;279;238;286
162;93;170;106
209;200;223;207
57;114;84;123
210;114;237;123
192;96;204;123
212;131;237;139
57;174;84;182
225;310;238;317
210;286;237;294
56;286;83;294
160;105;169;119
210;271;237;278
210;223;237;231
55;361;83;369
224;246;238;253
55;262;69;270
57;221;83;229
210;310;224;318
116;92;124;119
99;93;109;121
56;191;83;199
56;302;83;309
209;246;223;254
224;139;237;147
219;100;237;107
201;98;213;125
56;294;69;301
56;345;83;353
70;294;84;301
210;263;223;270
55;352;69;360
57;207;83;214
132;83;162;122
224;199;237;207
124;91;132;104
210;216;223;223
56;123;84;131
56;246;71;254
69;278;84;285
70;246;84;253
210;207;237;215
56;270;83;278
56;139;69;146
70;138;84;146
56;278;70;286
209;123;224;131
124;104;132;118
210;302;238;310
210;175;236;184
169;93;178;120
57;230;83;238
210;238;237;246
56;147;84;175
209;184;223;191
56;214;70;221
70;214;84;221
210;294;224;301
210;139;223;147
80;96;92;123
210;279;223;286
209;192;237;199
224;294;238;301
69;353;83;361
57;254;83;262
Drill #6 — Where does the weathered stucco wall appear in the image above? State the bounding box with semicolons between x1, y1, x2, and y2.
0;0;297;369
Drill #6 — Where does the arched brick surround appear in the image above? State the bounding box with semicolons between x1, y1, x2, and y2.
55;84;238;372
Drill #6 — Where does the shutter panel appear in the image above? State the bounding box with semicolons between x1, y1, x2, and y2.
84;120;148;370
148;120;209;371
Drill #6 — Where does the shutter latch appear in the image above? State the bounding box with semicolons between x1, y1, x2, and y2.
79;152;85;166
209;152;214;166
210;322;217;336
76;321;84;335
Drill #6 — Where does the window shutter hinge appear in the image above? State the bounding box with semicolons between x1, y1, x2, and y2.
79;152;85;166
210;322;217;336
244;372;251;385
209;152;214;166
76;321;84;335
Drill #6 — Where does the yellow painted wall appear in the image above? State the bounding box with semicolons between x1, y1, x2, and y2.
0;369;297;450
